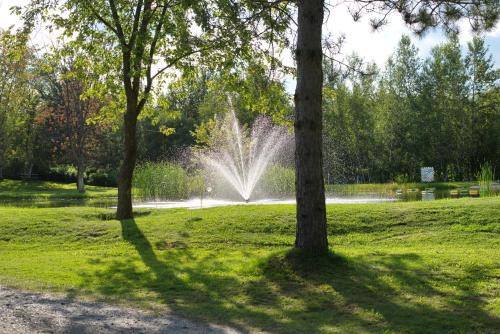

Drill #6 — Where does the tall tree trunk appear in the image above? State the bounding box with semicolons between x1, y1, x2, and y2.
0;165;3;180
116;110;138;220
294;0;328;254
76;159;85;193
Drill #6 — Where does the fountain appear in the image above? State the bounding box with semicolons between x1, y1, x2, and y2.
131;102;398;210
196;108;291;202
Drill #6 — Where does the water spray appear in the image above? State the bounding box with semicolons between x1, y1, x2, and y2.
197;104;291;202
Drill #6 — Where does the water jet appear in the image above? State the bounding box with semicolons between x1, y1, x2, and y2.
197;107;291;202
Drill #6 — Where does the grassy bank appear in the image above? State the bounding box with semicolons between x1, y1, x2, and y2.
0;179;116;200
0;197;499;333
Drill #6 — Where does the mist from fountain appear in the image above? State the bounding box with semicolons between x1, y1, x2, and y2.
197;109;291;202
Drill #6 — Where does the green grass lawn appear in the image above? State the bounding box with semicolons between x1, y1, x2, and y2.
0;179;117;200
0;197;499;333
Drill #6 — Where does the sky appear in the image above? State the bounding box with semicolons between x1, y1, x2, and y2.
322;3;500;68
1;0;499;83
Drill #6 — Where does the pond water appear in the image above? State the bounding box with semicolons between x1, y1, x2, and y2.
0;187;485;209
0;196;396;209
133;197;396;209
394;188;481;201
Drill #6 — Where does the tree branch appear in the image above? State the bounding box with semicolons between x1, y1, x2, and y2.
108;0;127;46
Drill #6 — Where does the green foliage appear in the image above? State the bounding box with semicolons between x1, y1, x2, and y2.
190;64;293;145
0;28;43;177
477;163;496;197
2;23;499;187
49;165;78;179
323;35;499;183
323;58;379;183
0;197;499;332
133;162;188;200
465;37;500;172
46;166;117;187
187;170;207;198
260;165;295;197
393;174;411;184
85;169;118;187
376;36;423;180
357;0;500;35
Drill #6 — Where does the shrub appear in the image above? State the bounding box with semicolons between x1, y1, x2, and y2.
45;165;78;183
86;168;117;187
43;165;117;186
394;173;410;184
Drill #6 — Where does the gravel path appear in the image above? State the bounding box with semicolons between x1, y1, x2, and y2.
0;286;242;334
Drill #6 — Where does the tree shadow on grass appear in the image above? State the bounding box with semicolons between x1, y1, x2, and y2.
259;251;499;333
78;219;499;333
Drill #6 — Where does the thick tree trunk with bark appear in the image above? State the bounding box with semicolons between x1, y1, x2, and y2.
294;0;328;254
116;109;138;220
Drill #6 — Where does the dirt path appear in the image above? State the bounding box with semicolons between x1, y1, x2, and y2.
0;286;241;334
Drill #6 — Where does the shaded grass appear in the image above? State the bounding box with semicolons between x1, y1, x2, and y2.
0;179;116;200
0;197;499;333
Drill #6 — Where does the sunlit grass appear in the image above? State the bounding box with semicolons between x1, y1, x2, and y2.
0;197;498;333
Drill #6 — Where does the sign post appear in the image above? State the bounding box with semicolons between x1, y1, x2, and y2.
421;167;434;182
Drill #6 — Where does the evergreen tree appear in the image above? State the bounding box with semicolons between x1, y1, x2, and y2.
378;36;423;180
465;36;500;173
421;36;469;180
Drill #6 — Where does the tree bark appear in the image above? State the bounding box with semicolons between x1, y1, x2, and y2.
116;109;138;220
76;159;85;193
25;163;33;179
294;0;328;254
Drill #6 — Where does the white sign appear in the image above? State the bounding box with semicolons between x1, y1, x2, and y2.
421;167;434;182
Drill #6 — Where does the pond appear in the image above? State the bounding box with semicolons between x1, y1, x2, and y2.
394;188;478;201
0;187;489;209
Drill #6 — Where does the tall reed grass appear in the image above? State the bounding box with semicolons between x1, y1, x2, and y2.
477;163;495;197
133;162;188;200
260;165;295;197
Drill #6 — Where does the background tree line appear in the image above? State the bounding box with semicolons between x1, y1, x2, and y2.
323;34;499;183
0;29;498;187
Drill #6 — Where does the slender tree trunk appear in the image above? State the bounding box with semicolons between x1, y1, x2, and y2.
25;163;33;179
0;165;3;180
76;159;85;193
116;109;138;220
294;0;328;254
76;94;86;194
